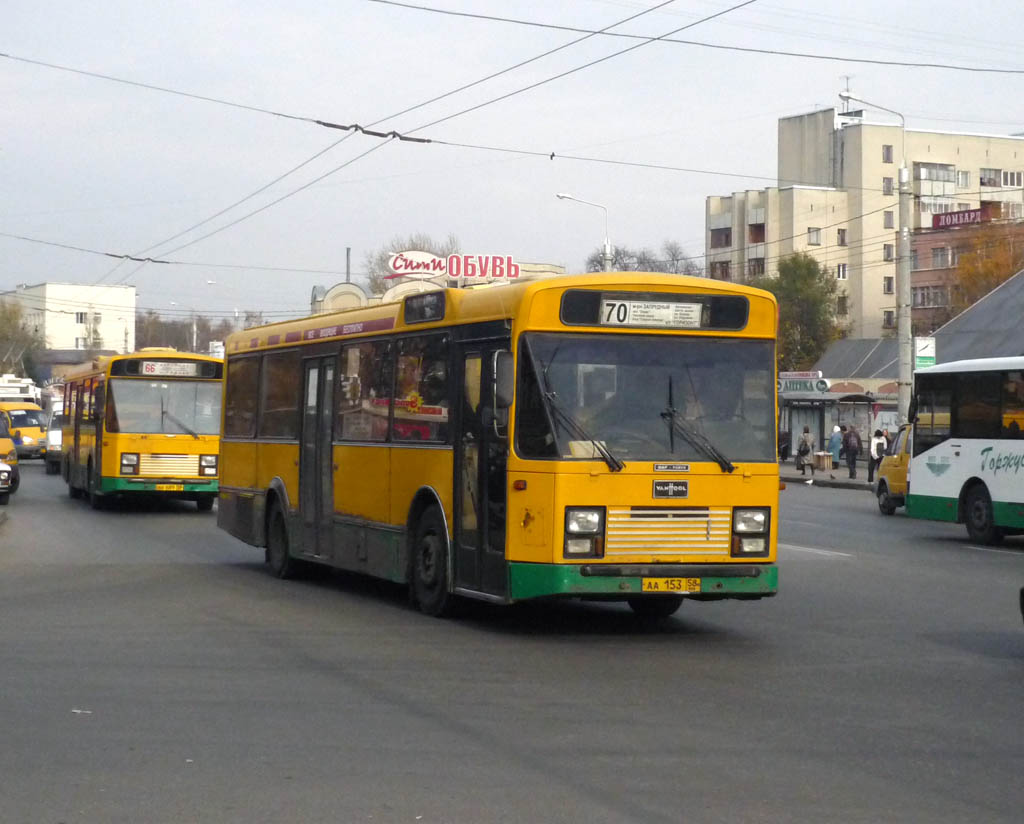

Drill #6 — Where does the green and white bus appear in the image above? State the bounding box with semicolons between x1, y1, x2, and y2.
907;357;1024;544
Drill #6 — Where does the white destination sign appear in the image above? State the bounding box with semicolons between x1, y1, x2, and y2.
141;361;199;377
600;299;702;329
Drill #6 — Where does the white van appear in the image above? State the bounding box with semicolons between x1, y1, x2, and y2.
43;406;63;475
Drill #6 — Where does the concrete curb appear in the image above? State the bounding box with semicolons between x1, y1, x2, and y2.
780;473;872;492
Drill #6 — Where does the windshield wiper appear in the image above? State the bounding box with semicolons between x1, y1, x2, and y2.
544;391;625;472
660;377;735;473
161;396;200;440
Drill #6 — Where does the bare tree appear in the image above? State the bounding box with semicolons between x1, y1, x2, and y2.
586;240;702;275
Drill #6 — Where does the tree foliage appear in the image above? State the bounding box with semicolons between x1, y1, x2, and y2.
365;233;460;295
0;300;45;375
751;252;841;371
950;222;1024;315
585;240;702;275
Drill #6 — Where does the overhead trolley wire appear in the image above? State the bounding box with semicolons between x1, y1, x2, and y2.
364;0;1024;75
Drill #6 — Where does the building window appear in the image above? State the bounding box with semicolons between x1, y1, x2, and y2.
837;295;848;315
882;276;894;294
932;247;949;269
951;246;965;267
709;227;732;249
837;228;847;246
74;337;88;349
93;313;101;324
882;177;894;196
913;285;950;308
884;211;895;229
911;249;919;270
883;310;895;329
980;168;1000;187
957;170;970;188
747;258;765;278
957;202;970;211
709;261;731;280
807;227;821;246
915;162;955;182
836;263;848;280
882;144;894;164
1001;170;1023;188
748;223;765;243
883;244;895;262
75;312;87;324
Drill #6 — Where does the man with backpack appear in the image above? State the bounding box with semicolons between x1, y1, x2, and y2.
843;424;863;479
796;425;815;475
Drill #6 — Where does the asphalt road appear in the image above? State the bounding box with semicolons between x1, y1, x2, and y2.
1;461;1022;823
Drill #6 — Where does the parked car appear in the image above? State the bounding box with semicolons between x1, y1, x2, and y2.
876;423;911;515
0;461;12;505
42;407;63;475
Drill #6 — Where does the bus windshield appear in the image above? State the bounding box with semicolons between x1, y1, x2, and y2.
107;379;222;435
518;333;775;463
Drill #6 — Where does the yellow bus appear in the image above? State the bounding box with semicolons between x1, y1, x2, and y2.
218;273;779;618
62;348;223;510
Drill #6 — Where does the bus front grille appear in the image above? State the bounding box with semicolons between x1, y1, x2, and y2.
605;506;732;556
139;454;199;477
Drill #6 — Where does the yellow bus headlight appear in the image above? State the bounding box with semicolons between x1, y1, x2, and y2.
564;507;605;558
200;454;218;475
120;452;139;475
731;507;770;557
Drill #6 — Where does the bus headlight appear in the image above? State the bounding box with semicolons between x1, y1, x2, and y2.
732;507;770;557
733;508;768;533
564;507;604;558
120;453;139;475
200;454;218;476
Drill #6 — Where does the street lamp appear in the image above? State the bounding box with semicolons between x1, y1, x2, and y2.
839;91;912;423
170;280;216;353
557;192;612;272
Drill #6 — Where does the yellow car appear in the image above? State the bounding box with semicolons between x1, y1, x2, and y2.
0;414;19;494
876;424;911;515
0;401;46;459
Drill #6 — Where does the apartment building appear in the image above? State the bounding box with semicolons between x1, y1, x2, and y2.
1;283;136;352
706;107;1024;338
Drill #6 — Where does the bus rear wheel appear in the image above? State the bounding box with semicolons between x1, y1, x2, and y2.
87;464;105;510
265;501;296;579
411;507;454;617
965;485;1003;545
627;596;683;621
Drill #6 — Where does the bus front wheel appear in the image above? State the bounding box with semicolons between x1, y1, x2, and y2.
411;507;454;617
965;485;1004;545
877;483;897;516
195;495;214;512
266;502;297;579
627;596;683;621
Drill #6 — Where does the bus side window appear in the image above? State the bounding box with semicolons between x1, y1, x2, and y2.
1003;371;1024;439
393;335;449;443
914;379;952;456
225;356;260;438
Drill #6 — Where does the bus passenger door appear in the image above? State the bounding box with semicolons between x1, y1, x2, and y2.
455;346;508;598
300;357;335;560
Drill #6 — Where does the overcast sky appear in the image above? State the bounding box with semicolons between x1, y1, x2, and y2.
4;0;1024;324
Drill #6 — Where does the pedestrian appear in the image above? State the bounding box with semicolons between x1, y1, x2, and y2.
868;429;887;483
827;425;842;473
796;425;815;475
843;424;862;479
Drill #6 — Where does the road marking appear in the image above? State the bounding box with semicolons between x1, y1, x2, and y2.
783;519;824;528
779;543;853;558
966;545;1024;556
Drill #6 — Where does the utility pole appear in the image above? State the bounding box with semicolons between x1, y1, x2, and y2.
897;163;913;422
346;247;351;284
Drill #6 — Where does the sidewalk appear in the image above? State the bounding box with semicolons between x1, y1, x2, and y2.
779;458;873;491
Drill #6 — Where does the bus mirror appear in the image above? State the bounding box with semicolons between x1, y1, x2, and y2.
494;351;514;409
